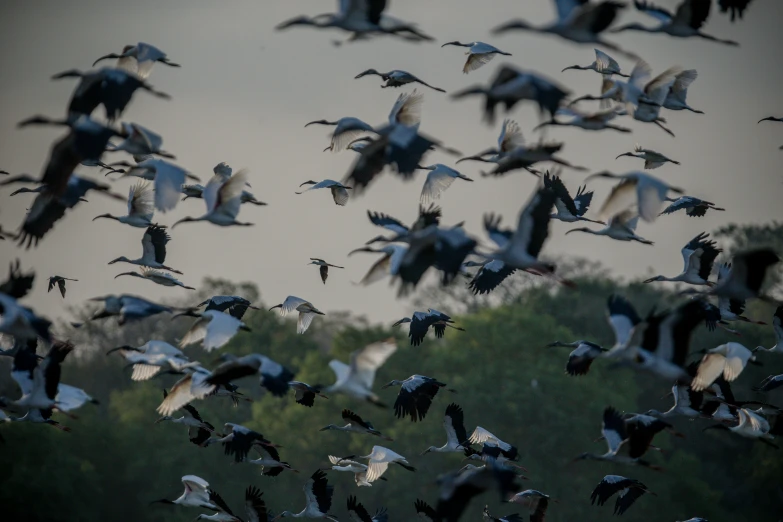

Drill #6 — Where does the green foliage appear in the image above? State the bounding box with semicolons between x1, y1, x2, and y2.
1;241;782;521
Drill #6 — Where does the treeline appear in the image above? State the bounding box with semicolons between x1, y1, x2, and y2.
1;222;781;521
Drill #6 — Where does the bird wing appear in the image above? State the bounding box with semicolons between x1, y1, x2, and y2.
594;49;621;73
628;60;653;91
602;407;628;454
367;210;408;234
179;316;209;348
572;185;594;216
280;296;309;315
692;353;726;391
554;0;590;22
331;186;350;206
544;172;579;216
607;295;641;347
590;475;630;506
214;169;249;218
420;169;456;204
143;225;169;264
298;312;316;334
659;197;689;215
498;119;524;153
723;343;752;381
636;176;673;222
634;0;674;22
598;178;638;222
157;374;197;415
131;362;163;381
244;486;267;522
388;89;423;126
463;52;496;74
182;475;210;494
614;484;647;515
204;312;244;351
673;0;711;30
328;359;351;386
152;160;188;213
129;181;154;219
444;403;468;446
670;69;697;103
347;495;374;522
366;460;390;482
351;339;397;389
507;184;556;260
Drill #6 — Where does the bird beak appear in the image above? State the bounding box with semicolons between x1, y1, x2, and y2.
420;449;430;456
380;382;393;389
155;417;166;424
642;277;656;283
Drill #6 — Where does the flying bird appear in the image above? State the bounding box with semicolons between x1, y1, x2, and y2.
383;374;449;422
269;296;325;334
323;339;397;406
659;196;724;217
308;258;344;284
590;475;654;515
616;145;680;169
355;69;445;92
173;170;254;227
273;470;336;520
47;276;77;298
422;403;470;455
643;232;721;285
92;42;180;79
612;0;739;46
392;309;465;346
179;310;251;352
296;180;352;206
441;41;512;73
418;164;473;204
586;170;685;223
93;181;156;227
108;225;183;273
320;409;392;440
562;48;630;77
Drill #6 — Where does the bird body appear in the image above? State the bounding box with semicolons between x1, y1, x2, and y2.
108;225;182;273
324;339;397;405
441;41;512;74
616;145;679;169
643;232;720;285
269;296;325;334
296;179;352;206
174;170;253;227
355;69;445;92
179;310;250;351
422;403;470;454
562;49;630;77
418;164;473;204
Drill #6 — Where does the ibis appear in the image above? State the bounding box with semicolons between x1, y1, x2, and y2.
616;145;680;169
441;41;512;73
355;69;445;92
392;309;465;346
47;275;77;298
273;470;337;520
590;475;654;515
179;310;251;351
320;409;392;440
383;374;449;422
108;225;183;273
659;196;724;217
115;268;195;290
93;181;156;227
308;258;344;284
562;48;630;77
643;232;721;285
418;164;473;204
296;180;352;206
323;339;397;406
173;170;254;227
586;170;684;222
93;42;180;79
422;403;470;455
269;296;325;334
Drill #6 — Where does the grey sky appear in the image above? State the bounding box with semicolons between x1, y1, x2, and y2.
1;0;782;325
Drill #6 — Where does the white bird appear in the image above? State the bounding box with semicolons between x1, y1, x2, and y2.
605;294;642;352
114;267;195;290
7;341;73;411
353;445;415;482
611;0;739;46
269;296;325;334
616;145;680;169
93;42;180;79
323;456;375;487
305;118;376;153
692;342;755;392
296;179;352;206
643;232;721;285
117;157;198;212
324;339;397;405
565;209;653;245
417;164;473;204
562;48;630;77
150;475;224;510
422;403;470;455
468;426;515;453
643;384;704;419
93;181;155;227
273;470;337;520
173;170;254;227
586;170;685;223
54;383;99;413
108;225;183;273
506;490;554;522
106;340;191;381
663;69;703;113
572;407;663;469
681;249;780;302
179;310;251;352
441;41;512;73
492;1;637;58
704;408;776;444
755;306;783;353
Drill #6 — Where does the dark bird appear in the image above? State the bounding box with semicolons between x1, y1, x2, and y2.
659;196;725;218
590;475;655;515
719;0;754;22
451;65;569;124
289;381;328;407
383;374;450;422
308;258;344;284
392;309;465;346
355;69;446;92
47;276;78;298
611;0;739;46
547;340;607;376
320;409;393;440
51;67;169;121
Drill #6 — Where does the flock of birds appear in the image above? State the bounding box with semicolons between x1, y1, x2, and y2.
0;0;781;521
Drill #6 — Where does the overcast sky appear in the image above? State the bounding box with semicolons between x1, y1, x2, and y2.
1;0;782;326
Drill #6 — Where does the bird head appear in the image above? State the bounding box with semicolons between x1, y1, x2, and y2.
440;41;464;48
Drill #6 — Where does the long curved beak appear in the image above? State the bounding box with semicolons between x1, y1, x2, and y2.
642;277;656;283
92;53;119;66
